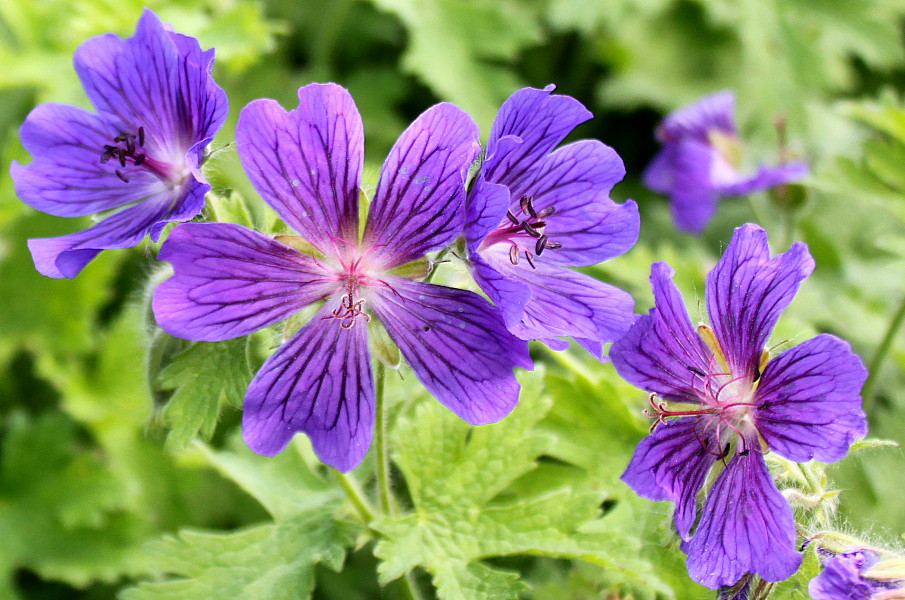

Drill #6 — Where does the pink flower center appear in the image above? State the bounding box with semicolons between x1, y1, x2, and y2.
100;127;186;185
478;195;562;268
321;244;391;329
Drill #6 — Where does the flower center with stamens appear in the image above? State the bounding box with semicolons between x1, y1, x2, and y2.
99;127;183;185
479;195;562;268
321;247;390;330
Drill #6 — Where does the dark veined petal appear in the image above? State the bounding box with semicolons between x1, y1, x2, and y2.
368;277;531;425
658;90;736;144
242;304;374;472
27;182;205;279
754;334;867;463
706;223;814;378
717;161;808;196
682;449;801;588
502;139;638;267
483;85;592;189
484;250;634;359
153;222;338;342
469;252;531;330
808;552;879;600
362;102;479;269
610;261;712;400
11;103;162;217
237;83;363;255
621;417;720;540
464;175;510;251
73;8;227;154
668;139;720;234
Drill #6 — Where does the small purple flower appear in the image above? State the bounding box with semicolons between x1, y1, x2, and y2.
152;83;531;472
810;550;905;600
464;85;639;359
644;90;808;234
611;223;868;589
11;9;228;278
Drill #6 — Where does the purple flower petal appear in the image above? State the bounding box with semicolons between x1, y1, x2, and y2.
682;449;801;588
153;222;338;342
706;223;814;377
469;252;531;330
483;251;634;358
642;146;675;195
11;103;161;217
667;139;720;234
718;161;809;196
368;278;531;425
362;103;479;268
464;175;510;250
28;191;204;278
74;8;227;150
621;417;719;540
658;90;735;143
498;139;637;267
808;552;879;600
483;84;592;188
610;261;712;401
242;303;374;472
754;334;868;463
236;83;364;254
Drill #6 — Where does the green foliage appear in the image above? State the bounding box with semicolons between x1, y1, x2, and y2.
374;370;666;600
123;439;358;600
156;338;251;452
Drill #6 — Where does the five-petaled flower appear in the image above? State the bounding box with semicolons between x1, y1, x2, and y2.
810;548;905;600
644;90;807;234
152;83;532;472
611;223;867;589
10;8;228;278
464;85;639;359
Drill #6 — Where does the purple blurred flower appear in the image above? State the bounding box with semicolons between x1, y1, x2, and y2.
464;85;639;359
644;90;807;234
152;83;531;472
809;550;905;600
10;8;227;278
611;223;867;589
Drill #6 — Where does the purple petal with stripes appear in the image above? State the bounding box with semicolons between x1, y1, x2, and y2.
242;304;374;472
621;417;719;540
27;188;205;279
369;277;531;425
706;223;814;378
236;83;364;255
755;334;867;463
74;8;227;153
483;84;592;188
464;175;510;251
362;102;480;269
153;222;338;342
611;261;712;398
483;250;634;358
469;252;531;330
808;551;883;600
682;449;801;588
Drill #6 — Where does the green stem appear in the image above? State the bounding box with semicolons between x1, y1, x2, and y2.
374;363;394;515
332;470;374;524
424;247;451;284
862;294;905;409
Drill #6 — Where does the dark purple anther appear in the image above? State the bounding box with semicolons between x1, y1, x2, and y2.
506;210;520;226
520;195;537;218
536;206;556;219
509;244;520;265
115;169;129;183
134;154;146;166
524;250;536;269
535;235;547;255
544;239;562;250
522;222;540;237
138;126;145;147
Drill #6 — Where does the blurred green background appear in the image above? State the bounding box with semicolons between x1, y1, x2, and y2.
2;1;905;598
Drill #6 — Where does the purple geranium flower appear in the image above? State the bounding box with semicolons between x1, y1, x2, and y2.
644;90;808;233
11;9;227;278
611;223;868;589
810;550;905;600
152;83;532;472
464;85;639;359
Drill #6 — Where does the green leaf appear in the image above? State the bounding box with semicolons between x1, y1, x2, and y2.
124;438;358;600
373;369;664;600
367;0;542;129
156;338;251;452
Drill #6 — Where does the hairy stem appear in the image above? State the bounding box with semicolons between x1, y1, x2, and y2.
862;294;905;410
332;470;374;524
374;363;394;515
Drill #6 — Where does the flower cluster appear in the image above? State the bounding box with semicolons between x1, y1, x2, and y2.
644;90;807;233
11;10;872;593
